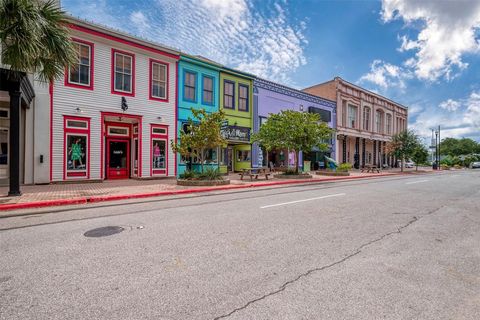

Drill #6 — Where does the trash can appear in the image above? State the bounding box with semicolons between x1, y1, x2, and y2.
432;163;437;170
303;161;311;173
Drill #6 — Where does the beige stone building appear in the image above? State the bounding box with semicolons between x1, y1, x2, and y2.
303;77;408;168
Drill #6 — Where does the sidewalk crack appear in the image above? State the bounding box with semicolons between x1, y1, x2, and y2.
213;206;443;320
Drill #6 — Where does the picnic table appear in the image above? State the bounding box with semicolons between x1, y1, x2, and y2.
361;164;380;173
239;167;272;180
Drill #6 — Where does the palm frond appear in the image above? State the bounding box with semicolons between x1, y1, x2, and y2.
0;0;75;82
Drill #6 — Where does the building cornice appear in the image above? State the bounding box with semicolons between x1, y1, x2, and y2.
254;78;336;110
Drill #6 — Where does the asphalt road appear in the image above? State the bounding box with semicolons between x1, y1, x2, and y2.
1;171;479;320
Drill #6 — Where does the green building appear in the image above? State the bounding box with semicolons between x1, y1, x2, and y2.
219;68;255;173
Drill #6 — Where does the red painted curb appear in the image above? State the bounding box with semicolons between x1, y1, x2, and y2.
0;172;405;211
0;198;87;211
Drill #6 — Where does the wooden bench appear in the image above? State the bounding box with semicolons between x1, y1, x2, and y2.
239;168;271;180
361;165;380;173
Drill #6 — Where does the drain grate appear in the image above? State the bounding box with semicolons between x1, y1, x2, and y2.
84;226;124;238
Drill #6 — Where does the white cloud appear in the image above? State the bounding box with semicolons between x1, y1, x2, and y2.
359;59;411;90
410;91;480;141
382;0;480;81
439;99;461;111
65;0;308;85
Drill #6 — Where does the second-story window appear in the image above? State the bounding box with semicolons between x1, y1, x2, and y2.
386;114;392;134
224;80;235;109
376;110;383;133
68;40;93;88
202;76;214;105
348;105;357;128
151;61;167;100
113;50;134;94
363;107;370;130
184;71;196;102
238;84;249;111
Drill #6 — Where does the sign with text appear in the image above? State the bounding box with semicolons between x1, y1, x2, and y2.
221;126;250;142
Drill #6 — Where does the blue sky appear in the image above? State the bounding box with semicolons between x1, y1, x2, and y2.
63;0;480;142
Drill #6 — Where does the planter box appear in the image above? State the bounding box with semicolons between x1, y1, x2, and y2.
316;171;350;176
273;174;312;179
177;179;230;186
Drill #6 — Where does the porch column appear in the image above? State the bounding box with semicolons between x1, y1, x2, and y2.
373;140;377;166
8;90;21;196
361;138;366;168
354;137;360;169
342;136;347;163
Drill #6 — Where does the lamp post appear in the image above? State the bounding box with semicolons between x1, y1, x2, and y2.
434;126;441;170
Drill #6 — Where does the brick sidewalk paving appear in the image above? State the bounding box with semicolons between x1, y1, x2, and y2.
0;171;408;207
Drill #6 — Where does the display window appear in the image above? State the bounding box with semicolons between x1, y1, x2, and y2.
237;150;251;162
64;116;90;179
151;124;168;175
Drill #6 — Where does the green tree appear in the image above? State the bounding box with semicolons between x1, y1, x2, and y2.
411;143;429;171
0;0;75;82
171;108;226;174
385;130;418;172
251;110;333;174
439;137;479;156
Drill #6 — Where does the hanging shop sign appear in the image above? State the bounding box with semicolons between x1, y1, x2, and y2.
221;126;250;142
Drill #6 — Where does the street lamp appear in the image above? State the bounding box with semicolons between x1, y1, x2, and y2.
434;125;441;170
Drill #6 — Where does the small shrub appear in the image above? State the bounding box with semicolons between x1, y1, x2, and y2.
441;164;451;170
337;163;352;172
179;170;198;180
283;168;298;175
453;164;462;169
198;167;223;181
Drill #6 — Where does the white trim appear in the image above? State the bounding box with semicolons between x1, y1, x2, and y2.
66;119;89;129
65;132;88;178
151;61;167;99
108;126;129;137
114;52;133;94
68;41;92;87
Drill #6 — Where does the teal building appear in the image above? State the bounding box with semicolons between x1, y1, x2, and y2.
177;55;222;175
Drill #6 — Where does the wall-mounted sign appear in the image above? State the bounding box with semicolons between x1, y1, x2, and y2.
221;126;250;142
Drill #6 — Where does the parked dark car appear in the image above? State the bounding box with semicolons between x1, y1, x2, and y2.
470;161;480;169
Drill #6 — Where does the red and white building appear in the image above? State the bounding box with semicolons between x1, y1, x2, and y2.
40;17;180;182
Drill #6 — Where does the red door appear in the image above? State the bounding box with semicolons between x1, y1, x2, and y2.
106;138;130;179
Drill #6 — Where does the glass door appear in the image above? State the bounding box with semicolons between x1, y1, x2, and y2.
107;139;129;179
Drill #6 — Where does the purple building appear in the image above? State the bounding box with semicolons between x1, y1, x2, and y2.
252;78;336;170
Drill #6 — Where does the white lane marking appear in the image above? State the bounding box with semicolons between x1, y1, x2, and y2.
260;193;346;209
405;180;430;185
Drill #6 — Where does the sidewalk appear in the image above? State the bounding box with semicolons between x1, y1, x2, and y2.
0;169;431;211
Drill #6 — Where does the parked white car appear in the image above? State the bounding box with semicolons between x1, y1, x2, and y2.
405;161;415;168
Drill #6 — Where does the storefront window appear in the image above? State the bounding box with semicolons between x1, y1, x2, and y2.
237;150;251;162
151;123;168;175
152;139;166;169
66;135;87;172
64;116;89;179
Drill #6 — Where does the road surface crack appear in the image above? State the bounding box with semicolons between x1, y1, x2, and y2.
213;206;443;320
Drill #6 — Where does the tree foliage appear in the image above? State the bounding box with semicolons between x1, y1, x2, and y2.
411;143;429;170
251;110;333;174
385;129;419;171
0;0;75;82
439;137;480;156
171;108;226;173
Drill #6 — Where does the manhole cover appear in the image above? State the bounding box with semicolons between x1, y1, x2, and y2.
84;226;124;238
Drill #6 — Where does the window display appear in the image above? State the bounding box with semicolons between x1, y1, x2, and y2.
152;140;166;169
67;135;87;171
237;150;251;162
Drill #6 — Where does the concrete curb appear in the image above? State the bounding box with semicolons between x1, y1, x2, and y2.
0;172;420;212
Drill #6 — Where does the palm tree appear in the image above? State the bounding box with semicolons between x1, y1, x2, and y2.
1;0;75;196
0;0;75;82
